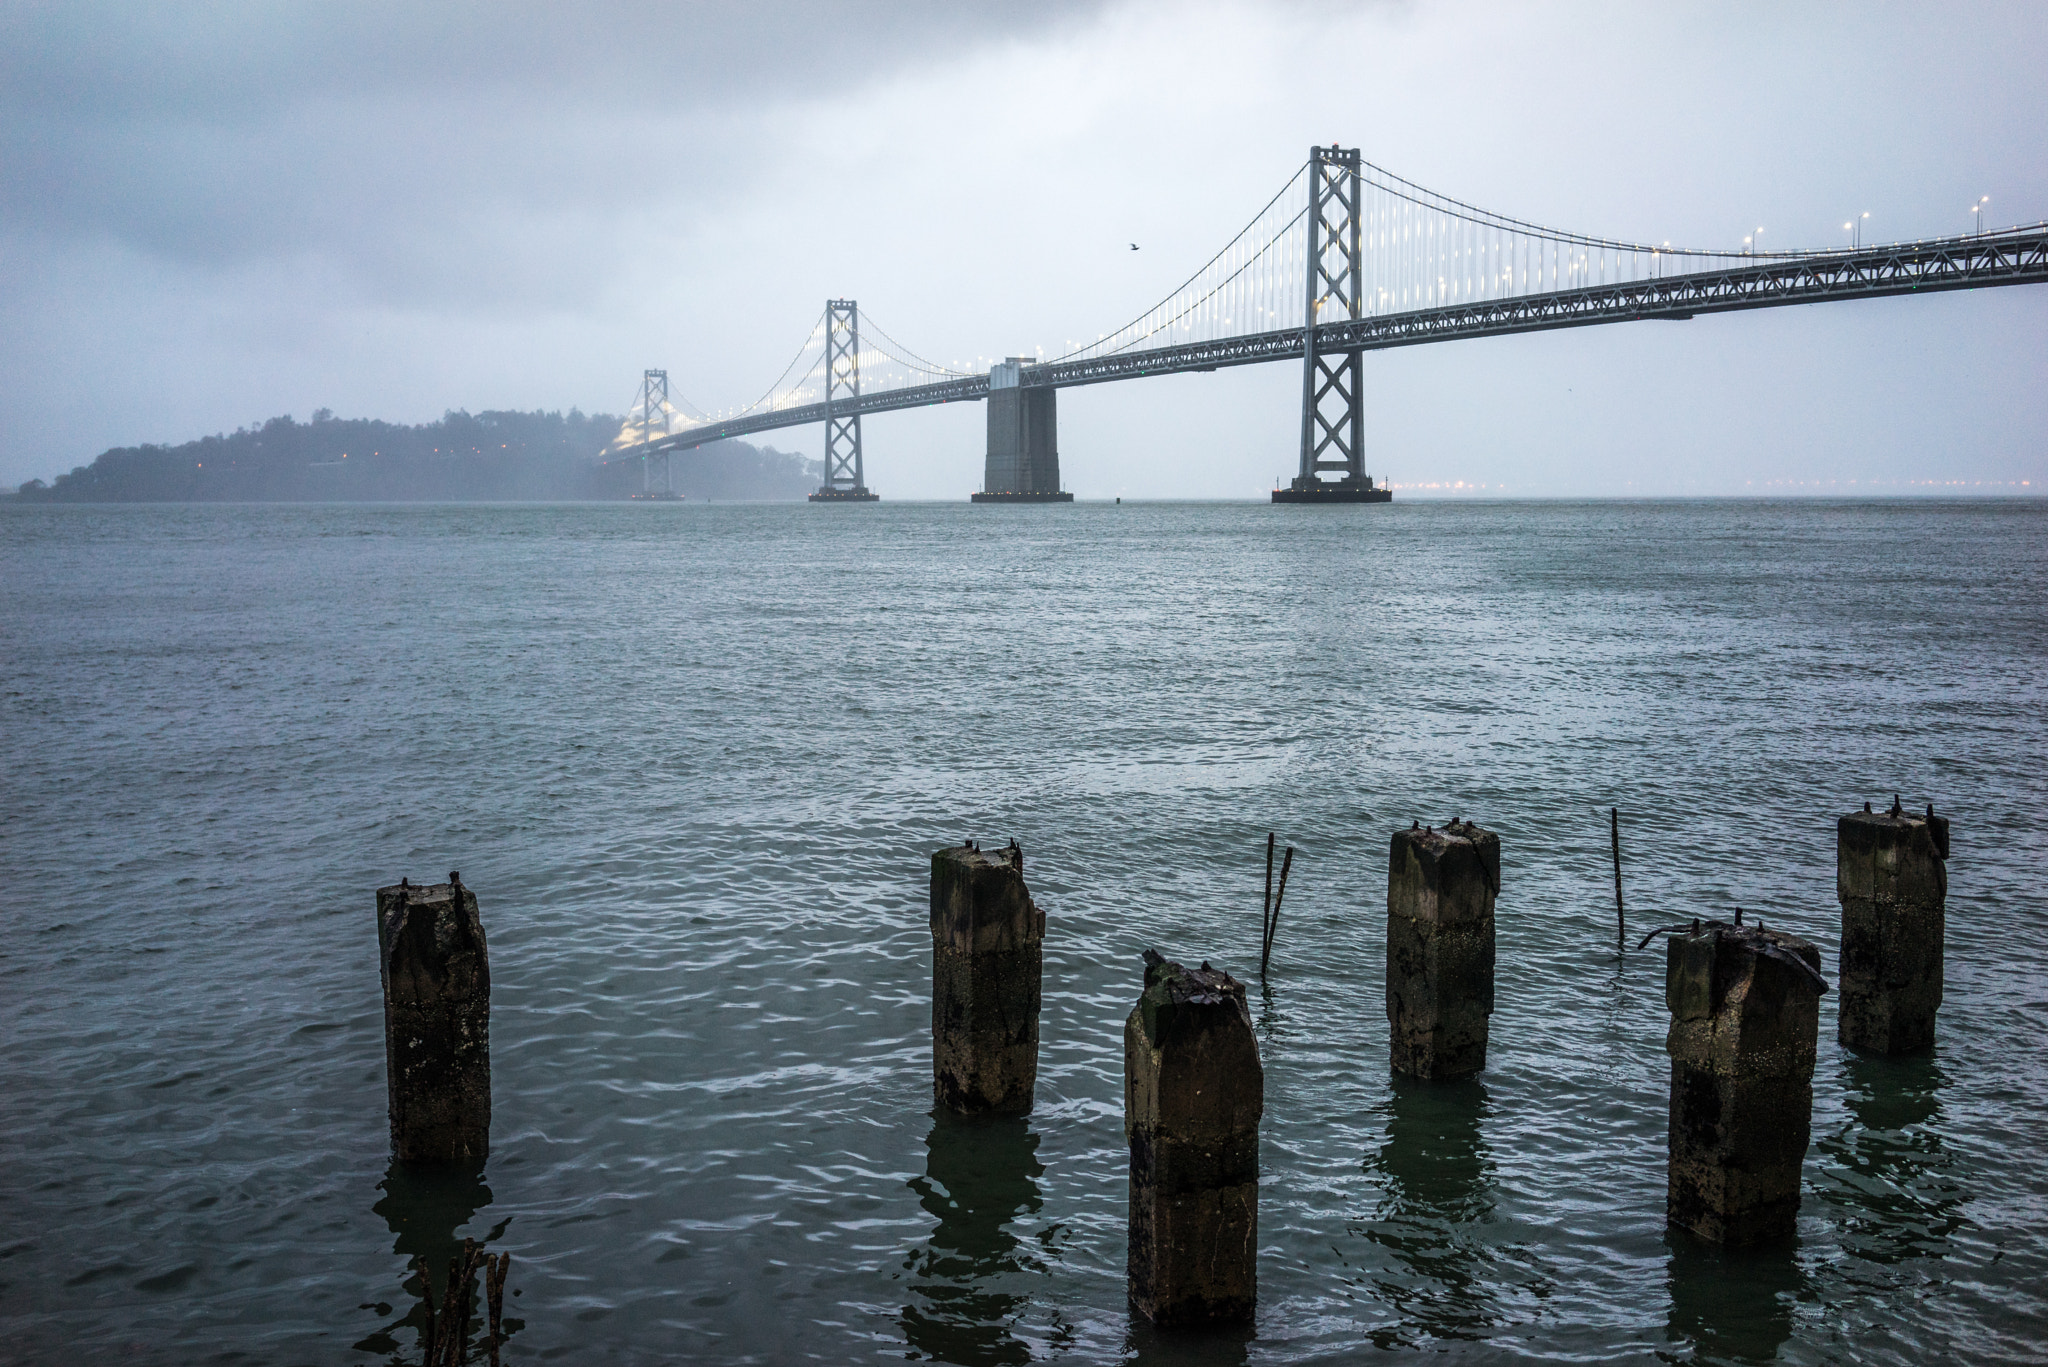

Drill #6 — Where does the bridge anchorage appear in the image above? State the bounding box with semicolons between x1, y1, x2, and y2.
1277;146;1390;504
810;300;880;502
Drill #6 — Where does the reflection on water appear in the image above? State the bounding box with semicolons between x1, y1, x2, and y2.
1665;1053;1961;1360
1125;1314;1253;1366
1817;1051;1963;1267
352;1160;507;1361
901;1113;1053;1366
1665;1237;1807;1364
1357;1075;1500;1347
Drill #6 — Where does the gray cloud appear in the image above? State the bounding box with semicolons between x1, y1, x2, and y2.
1;2;1108;271
0;2;1107;118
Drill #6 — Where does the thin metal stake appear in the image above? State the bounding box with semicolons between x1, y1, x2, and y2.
1610;806;1625;955
1262;846;1294;981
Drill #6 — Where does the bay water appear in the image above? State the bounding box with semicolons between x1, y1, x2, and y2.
2;499;2044;1365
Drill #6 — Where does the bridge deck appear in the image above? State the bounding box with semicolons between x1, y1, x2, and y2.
640;226;2048;455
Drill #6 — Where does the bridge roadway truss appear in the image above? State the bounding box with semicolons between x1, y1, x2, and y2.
635;225;2048;458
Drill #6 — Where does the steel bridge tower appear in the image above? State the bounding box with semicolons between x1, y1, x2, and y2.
810;299;880;502
1275;146;1390;504
632;369;680;499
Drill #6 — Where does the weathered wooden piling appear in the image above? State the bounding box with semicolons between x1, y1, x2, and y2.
1838;799;1949;1053
376;873;491;1163
1664;918;1826;1246
929;841;1044;1115
1386;819;1498;1079
1125;951;1263;1326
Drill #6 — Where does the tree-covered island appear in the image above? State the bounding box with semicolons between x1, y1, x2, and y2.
8;408;821;502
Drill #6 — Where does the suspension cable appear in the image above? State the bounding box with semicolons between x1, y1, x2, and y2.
858;312;972;377
1082;204;1311;360
1358;157;1809;260
705;309;829;423
855;338;965;381
1045;163;1309;362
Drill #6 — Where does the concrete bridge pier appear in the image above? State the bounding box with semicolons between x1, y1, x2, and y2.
973;360;1072;502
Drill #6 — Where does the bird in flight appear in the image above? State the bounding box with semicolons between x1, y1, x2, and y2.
1129;242;1140;251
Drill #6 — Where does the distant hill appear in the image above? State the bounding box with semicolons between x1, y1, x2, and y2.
8;408;822;502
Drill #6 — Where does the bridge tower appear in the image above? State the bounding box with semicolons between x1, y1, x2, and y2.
1274;145;1390;504
811;299;880;502
633;369;678;499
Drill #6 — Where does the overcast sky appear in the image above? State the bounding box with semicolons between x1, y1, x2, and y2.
3;0;2044;497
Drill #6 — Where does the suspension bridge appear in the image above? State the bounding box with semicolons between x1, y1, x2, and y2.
608;146;2048;503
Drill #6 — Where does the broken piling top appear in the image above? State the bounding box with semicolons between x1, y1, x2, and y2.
1838;804;1949;906
930;842;1044;953
375;876;490;1006
1666;921;1827;1075
375;875;490;1164
1124;952;1264;1143
1387;820;1500;924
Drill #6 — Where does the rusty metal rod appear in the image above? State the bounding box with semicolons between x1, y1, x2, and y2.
1610;807;1625;955
1262;846;1294;981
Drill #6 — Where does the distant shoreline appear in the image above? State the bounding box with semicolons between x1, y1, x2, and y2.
5;408;821;505
6;492;2039;505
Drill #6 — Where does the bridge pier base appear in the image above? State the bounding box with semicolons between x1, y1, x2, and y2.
1273;475;1389;504
973;359;1072;502
809;484;879;503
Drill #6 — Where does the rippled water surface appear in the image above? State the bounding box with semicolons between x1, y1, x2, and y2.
3;499;2045;1366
